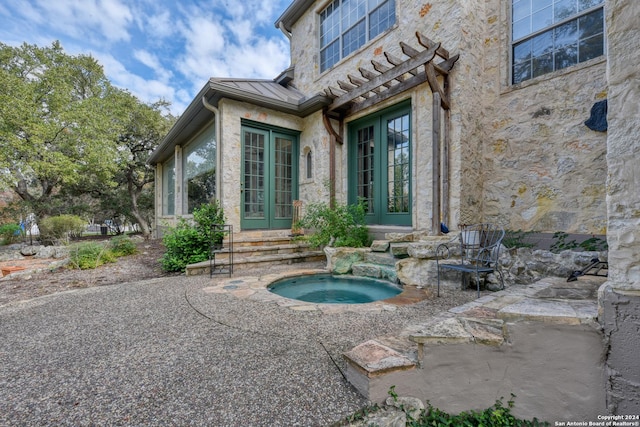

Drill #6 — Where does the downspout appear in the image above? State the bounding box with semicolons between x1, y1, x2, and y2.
322;111;343;209
278;22;292;40
202;96;222;201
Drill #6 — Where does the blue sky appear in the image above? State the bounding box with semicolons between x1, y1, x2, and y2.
0;0;293;115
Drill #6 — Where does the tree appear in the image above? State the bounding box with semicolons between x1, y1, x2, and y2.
0;41;120;218
105;89;174;237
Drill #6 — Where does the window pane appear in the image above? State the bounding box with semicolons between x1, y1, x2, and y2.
342;0;366;29
532;0;552;12
513;39;532;62
512;0;530;21
320;0;340;47
579;8;603;39
578;0;603;11
555;20;578;48
183;127;217;214
357;126;375;214
513;17;531;40
555;44;578;69
532;52;553;77
319;0;394;71
162;157;175;216
320;39;340;71
554;0;577;22
342;19;366;57
532;31;553;56
369;0;395;39
579;34;603;61
513;61;532;84
511;0;603;84
532;6;553;32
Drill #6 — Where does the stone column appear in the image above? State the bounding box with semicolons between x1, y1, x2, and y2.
601;0;640;414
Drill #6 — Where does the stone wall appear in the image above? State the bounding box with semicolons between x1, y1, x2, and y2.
481;0;608;234
286;0;608;234
601;0;640;414
217;98;304;230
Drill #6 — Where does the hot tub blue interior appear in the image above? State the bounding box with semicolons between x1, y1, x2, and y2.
268;274;402;304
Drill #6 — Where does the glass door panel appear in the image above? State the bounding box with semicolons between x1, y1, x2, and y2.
241;126;298;230
243;128;268;228
272;134;295;228
386;114;410;214
349;103;411;226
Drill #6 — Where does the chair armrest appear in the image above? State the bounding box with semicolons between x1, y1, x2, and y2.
436;235;461;261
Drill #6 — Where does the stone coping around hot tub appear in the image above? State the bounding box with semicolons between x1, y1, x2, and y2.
201;268;431;314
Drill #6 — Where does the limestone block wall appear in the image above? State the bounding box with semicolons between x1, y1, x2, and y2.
602;0;640;414
483;62;608;233
288;0;490;231
297;111;336;206
480;0;608;234
285;0;609;234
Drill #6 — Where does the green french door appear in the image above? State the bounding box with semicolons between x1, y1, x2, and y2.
241;124;298;230
348;103;411;226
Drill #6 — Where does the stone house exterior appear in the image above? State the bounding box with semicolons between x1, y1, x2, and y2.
150;0;639;413
150;0;608;237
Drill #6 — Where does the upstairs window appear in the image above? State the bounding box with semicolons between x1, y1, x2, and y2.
512;0;604;84
320;0;396;72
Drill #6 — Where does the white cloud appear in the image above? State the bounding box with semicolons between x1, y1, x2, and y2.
33;0;134;43
1;0;292;116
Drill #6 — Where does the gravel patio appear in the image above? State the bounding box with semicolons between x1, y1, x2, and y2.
0;268;477;426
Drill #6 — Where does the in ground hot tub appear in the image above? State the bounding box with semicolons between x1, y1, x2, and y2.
268;274;401;304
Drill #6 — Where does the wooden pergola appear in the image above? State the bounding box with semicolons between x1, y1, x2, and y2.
322;31;459;235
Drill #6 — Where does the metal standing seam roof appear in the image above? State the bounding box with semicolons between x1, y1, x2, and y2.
148;77;330;164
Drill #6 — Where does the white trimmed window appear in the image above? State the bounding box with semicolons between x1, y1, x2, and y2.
512;0;604;84
320;0;396;72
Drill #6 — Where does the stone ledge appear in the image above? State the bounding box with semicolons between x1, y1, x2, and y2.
343;340;416;400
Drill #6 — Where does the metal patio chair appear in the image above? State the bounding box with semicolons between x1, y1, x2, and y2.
436;223;505;298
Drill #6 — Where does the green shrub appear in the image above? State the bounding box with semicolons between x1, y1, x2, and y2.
297;199;371;248
68;242;116;270
39;215;86;244
503;229;537;249
550;231;608;253
0;223;22;245
414;396;549;426
161;219;211;272
192;201;226;245
160;202;226;272
109;236;138;257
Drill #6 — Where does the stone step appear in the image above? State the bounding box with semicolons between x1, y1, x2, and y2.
211;243;314;259
231;235;304;248
186;251;325;276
